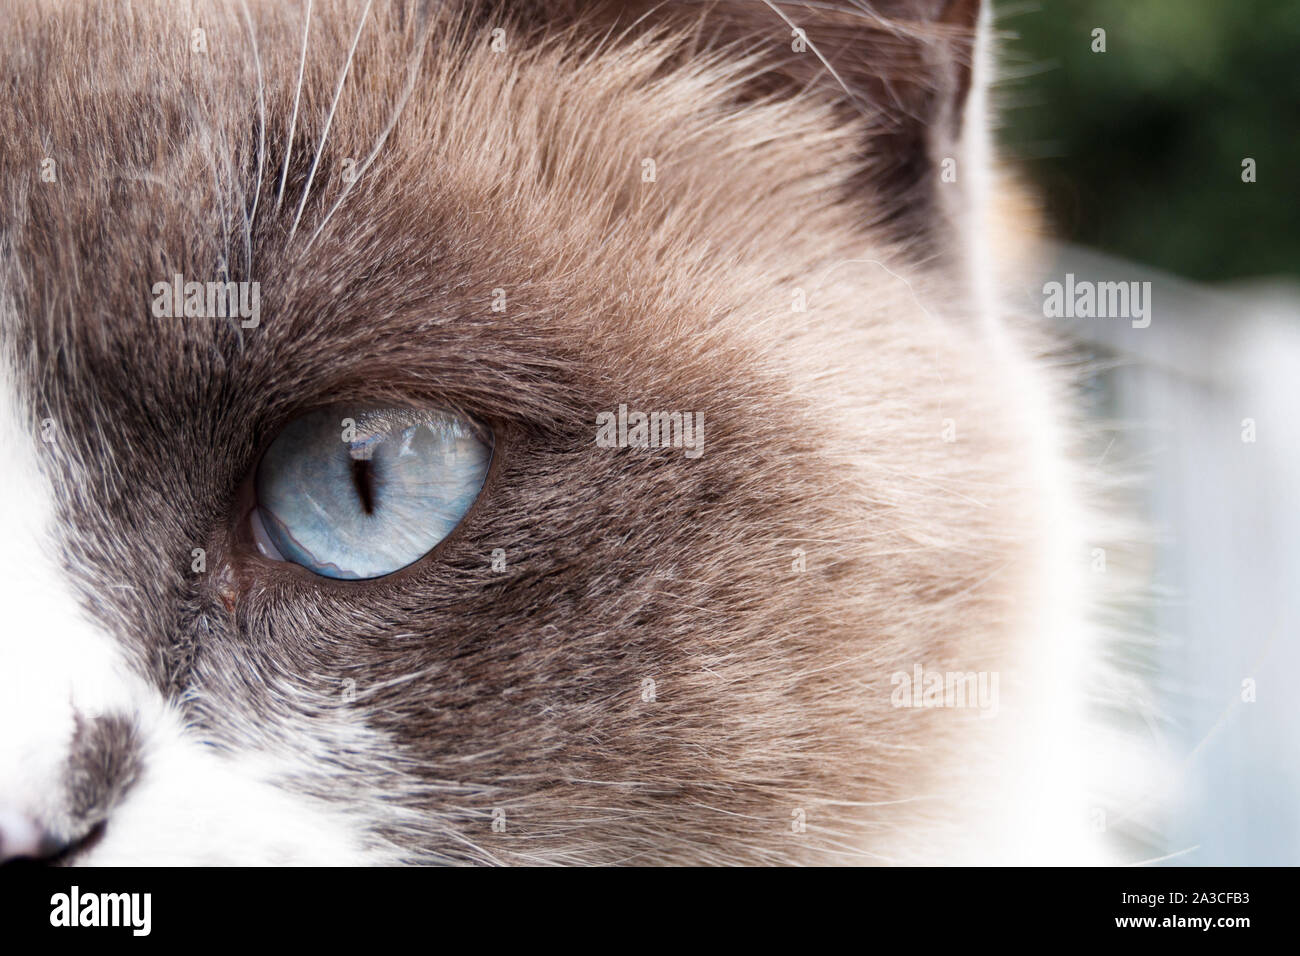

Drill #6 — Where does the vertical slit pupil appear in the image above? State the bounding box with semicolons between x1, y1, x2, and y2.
350;458;376;515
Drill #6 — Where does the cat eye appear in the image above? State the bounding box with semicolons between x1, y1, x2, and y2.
251;405;492;580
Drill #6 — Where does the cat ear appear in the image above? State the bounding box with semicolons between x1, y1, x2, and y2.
692;0;984;256
537;0;985;257
791;0;983;249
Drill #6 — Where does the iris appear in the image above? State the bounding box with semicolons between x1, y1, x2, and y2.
253;406;491;579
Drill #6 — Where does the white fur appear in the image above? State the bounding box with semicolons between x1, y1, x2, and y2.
0;356;387;864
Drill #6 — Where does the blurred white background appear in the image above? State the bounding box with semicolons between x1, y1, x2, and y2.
1025;244;1300;865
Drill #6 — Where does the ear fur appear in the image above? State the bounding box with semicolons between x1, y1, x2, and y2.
510;0;984;258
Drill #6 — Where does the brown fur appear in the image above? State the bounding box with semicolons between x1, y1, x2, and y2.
1;0;1105;863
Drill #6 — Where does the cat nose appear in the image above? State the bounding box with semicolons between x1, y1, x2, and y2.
0;806;47;862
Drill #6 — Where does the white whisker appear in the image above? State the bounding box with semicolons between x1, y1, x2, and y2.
754;0;871;120
239;0;267;269
304;9;434;251
288;0;374;243
275;0;313;212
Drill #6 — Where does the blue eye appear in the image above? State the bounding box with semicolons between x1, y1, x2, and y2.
252;406;492;580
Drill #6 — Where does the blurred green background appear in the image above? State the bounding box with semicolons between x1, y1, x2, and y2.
993;0;1300;282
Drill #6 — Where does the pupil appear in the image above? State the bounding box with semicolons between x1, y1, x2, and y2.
350;458;376;515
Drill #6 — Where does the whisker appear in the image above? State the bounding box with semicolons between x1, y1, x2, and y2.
754;0;872;121
276;0;313;212
288;0;374;243
304;6;435;251
239;0;267;270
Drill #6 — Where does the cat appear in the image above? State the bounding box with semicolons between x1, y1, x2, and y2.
0;0;1143;864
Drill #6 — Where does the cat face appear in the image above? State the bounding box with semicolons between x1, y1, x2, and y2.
0;0;1094;865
